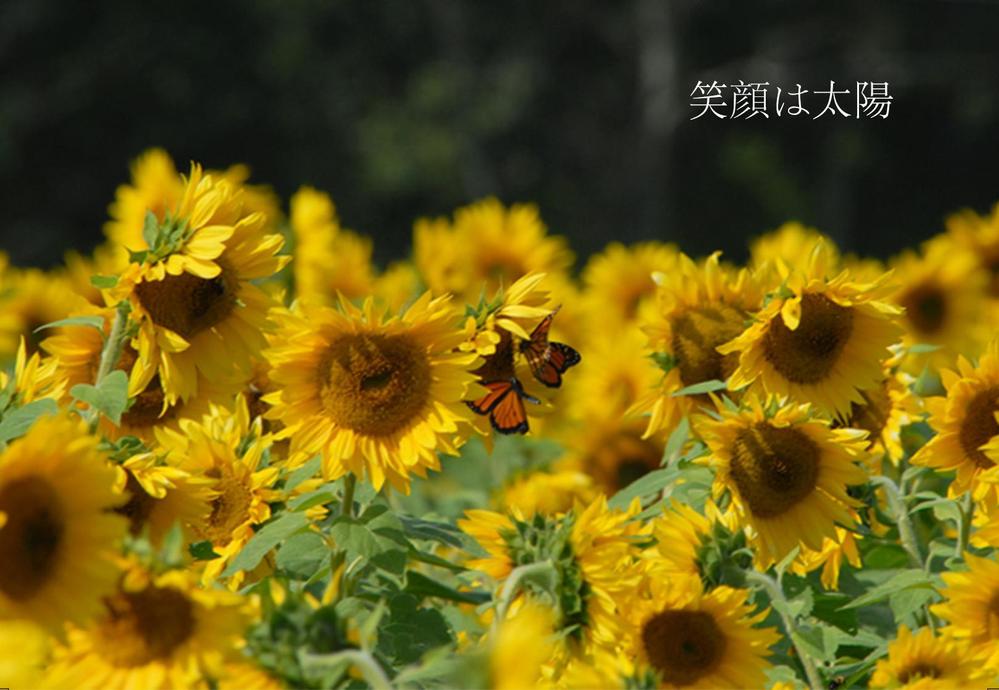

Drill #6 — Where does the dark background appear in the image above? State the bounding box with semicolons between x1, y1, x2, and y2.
3;0;999;269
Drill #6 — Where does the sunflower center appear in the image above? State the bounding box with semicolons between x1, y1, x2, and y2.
113;472;156;536
96;585;196;667
671;304;747;386
319;332;432;436
0;476;65;601
730;423;821;518
197;468;253;545
897;662;942;683
134;266;237;339
641;609;727;686
958;386;999;470
899;283;947;336
762;293;854;384
590;431;663;493
839;378;892;445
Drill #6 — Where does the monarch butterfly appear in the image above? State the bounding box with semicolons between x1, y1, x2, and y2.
466;377;539;434
519;307;581;388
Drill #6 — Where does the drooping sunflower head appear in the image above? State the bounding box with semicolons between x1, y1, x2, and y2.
266;292;481;493
46;564;251;690
695;395;869;569
721;241;904;419
0;414;127;632
869;625;982;689
111;163;289;404
911;340;999;501
833;367;923;466
889;239;990;372
290;186;375;302
580;241;680;327
624;575;779;690
633;252;764;439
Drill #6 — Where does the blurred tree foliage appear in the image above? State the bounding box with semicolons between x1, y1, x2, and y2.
2;0;998;268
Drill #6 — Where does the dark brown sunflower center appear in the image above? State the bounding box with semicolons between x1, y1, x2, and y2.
839;378;892;445
196;468;253;545
959;386;999;470
899;283;947;336
97;585;196;667
319;332;432;436
589;431;663;493
671;304;747;386
762;293;854;385
641;609;727;687
0;476;65;601
113;472;156;536
897;662;942;684
134;266;238;340
730;423;820;518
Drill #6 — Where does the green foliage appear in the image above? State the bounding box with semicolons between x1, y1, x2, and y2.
71;369;129;424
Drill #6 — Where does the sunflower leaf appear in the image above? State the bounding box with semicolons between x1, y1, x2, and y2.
839;569;935;610
670;379;727;397
0;398;59;445
189;540;221;561
70;370;129;425
222;511;311;577
90;274;118;289
32;315;106;334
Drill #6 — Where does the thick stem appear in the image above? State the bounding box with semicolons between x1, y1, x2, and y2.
302;650;393;690
872;476;923;569
956;490;974;558
94;302;129;386
491;561;555;634
745;570;824;690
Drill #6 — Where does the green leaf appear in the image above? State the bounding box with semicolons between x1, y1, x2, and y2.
287;488;335;512
188;540;220;561
275;531;327;578
90;274;118;289
662;416;690;466
142;210;160;248
71;370;129;425
908;343;943;354
670;379;727;397
774;545;801;580
32;315;106;334
840;570;935;610
889;586;940;625
222;511;311;577
0;398;58;445
405;571;489;605
649;351;677;373
608;466;678;510
377;593;453;666
285;454;322;490
330;504;410;574
400;515;465;549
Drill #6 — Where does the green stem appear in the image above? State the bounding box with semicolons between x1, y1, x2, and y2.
745;570;824;690
301;650;393;690
956;491;974;558
871;476;923;569
341;473;357;518
85;302;129;430
491;561;555;634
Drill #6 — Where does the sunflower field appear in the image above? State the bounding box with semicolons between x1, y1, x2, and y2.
1;148;999;690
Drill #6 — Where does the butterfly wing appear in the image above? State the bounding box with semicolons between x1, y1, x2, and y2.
466;380;513;415
465;379;532;435
520;312;554;378
548;342;581;372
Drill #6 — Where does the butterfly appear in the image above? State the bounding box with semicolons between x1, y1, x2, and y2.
519;307;581;388
466;377;539;435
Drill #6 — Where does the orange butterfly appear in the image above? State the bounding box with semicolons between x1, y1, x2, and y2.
466;377;539;435
519;307;581;388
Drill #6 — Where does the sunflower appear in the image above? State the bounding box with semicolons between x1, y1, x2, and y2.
0;414;126;632
580;241;679;327
749;221;839;271
945;203;999;299
111;163;289;404
910;340;999;501
720;241;903;419
290;186;374;302
218;661;287;690
459;496;643;657
265;292;481;493
833;367;923;465
0;619;51;690
695;395;869;568
0;339;65;415
889;240;989;372
931;553;999;671
497;469;597;517
624;575;779;689
155;397;279;587
0;262;88;358
558;418;666;496
373;260;421;313
414;197;573;303
788;527;861;591
643;501;713;580
112;454;217;547
632;252;764;439
41;308;235;441
869;625;983;689
489;600;557;690
46;564;250;690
